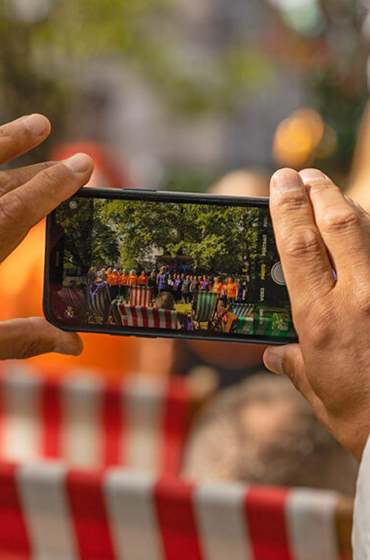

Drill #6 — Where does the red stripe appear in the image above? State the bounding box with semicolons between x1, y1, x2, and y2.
153;309;160;329
102;384;125;467
0;371;4;461
130;306;138;327
164;309;172;330
244;486;293;560
41;379;62;460
145;288;152;307
119;304;132;326
154;478;202;560
66;470;115;560
160;379;191;477
0;463;30;559
141;306;149;328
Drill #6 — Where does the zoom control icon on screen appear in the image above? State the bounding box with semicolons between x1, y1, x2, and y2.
271;262;286;286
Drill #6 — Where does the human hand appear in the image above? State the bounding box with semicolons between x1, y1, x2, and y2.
0;114;94;360
263;168;370;461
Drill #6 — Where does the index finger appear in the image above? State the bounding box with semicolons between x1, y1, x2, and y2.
0;114;51;165
270;168;335;312
300;168;370;284
0;153;94;263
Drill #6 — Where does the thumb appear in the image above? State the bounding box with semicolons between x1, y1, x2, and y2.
263;343;313;401
0;317;83;360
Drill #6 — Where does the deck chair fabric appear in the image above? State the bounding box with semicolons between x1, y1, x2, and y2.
118;304;178;329
0;364;192;476
230;303;254;318
228;303;255;334
0;465;353;560
130;286;152;307
87;281;111;323
193;292;218;323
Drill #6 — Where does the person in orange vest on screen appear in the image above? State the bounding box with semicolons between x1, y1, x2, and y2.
108;268;120;300
138;270;148;286
128;270;138;287
225;277;238;305
212;277;224;296
119;269;129;301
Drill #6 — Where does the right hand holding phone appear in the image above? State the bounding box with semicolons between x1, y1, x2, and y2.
264;167;370;461
0;114;94;360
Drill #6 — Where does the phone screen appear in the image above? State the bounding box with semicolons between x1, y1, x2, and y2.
44;189;297;344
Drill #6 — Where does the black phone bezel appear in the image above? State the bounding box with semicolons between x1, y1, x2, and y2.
44;187;297;346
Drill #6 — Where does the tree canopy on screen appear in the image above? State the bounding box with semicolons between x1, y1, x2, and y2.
91;199;274;276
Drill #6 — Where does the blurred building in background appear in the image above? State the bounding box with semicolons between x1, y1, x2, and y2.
66;0;308;188
0;0;369;187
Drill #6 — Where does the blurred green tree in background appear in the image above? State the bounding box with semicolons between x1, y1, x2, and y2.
0;0;271;165
1;0;370;184
271;0;370;180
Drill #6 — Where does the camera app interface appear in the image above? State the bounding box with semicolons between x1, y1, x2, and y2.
50;196;295;340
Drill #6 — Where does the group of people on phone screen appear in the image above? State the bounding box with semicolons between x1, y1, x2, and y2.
87;265;249;307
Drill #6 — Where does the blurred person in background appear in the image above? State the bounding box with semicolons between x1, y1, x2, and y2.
183;374;357;494
0;125;141;378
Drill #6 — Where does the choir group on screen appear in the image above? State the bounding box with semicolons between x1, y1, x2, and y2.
87;266;249;306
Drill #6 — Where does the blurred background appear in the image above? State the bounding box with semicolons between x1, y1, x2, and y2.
1;0;370;191
0;4;365;548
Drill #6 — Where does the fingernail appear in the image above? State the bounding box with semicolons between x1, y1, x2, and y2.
54;335;83;356
264;348;284;375
63;153;92;174
300;169;328;182
271;169;303;191
22;114;49;136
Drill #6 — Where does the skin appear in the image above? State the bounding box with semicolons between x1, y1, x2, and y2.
263;167;370;461
0;114;94;360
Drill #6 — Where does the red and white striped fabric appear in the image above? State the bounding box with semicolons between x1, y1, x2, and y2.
0;363;192;476
0;465;343;560
119;304;178;329
130;286;152;307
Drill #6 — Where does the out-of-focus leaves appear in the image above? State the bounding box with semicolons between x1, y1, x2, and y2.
0;0;271;165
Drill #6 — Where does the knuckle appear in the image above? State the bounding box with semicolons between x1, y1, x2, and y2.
321;208;361;234
0;191;24;225
19;339;43;360
283;227;322;259
353;285;370;316
18;319;51;359
0;172;12;196
277;188;308;212
0;126;13;143
295;306;330;344
38;166;63;189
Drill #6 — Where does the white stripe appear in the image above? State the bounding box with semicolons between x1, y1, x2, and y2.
61;375;103;468
104;469;162;560
122;379;165;472
1;367;41;462
171;310;177;329
159;309;167;329
123;305;133;326
147;308;155;329
194;482;254;560
17;463;77;560
285;488;339;560
136;306;143;327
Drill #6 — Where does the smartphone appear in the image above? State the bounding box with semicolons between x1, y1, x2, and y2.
44;187;297;345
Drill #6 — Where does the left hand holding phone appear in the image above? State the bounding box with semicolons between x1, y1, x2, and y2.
0;114;94;360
